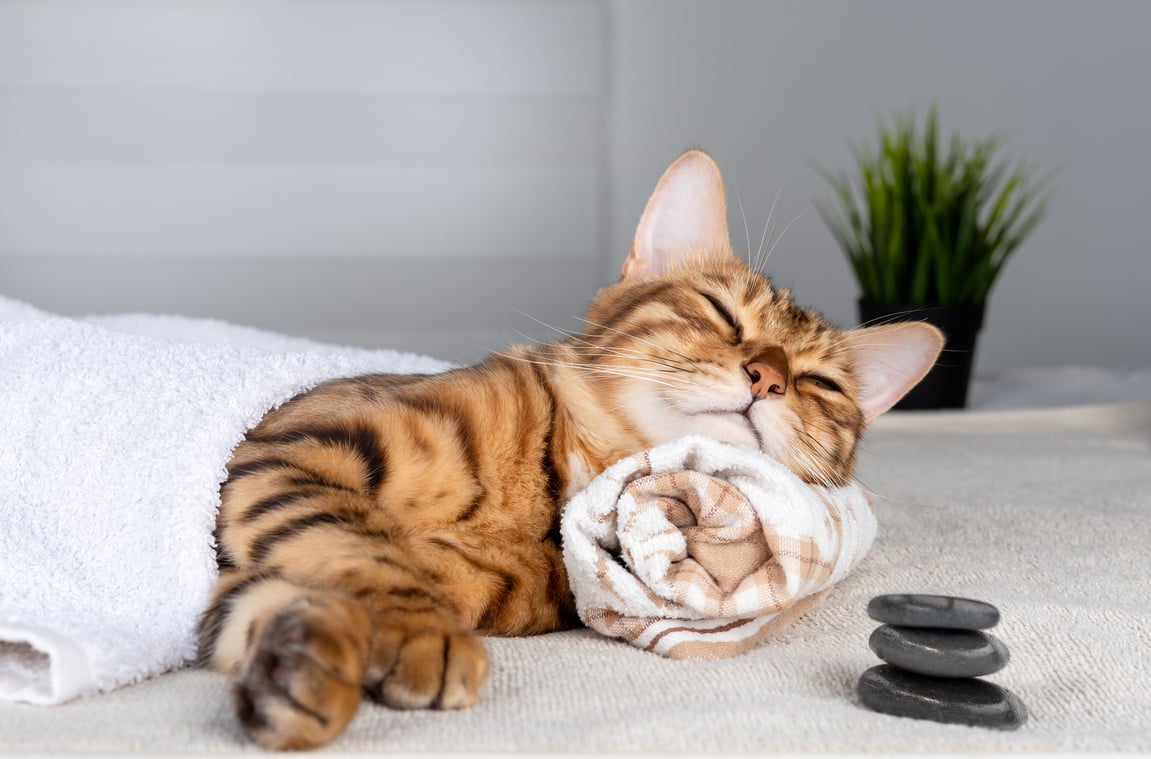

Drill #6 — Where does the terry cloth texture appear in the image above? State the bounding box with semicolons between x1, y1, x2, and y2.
561;436;875;659
0;296;450;705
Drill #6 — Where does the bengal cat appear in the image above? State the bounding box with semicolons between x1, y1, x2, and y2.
198;150;943;749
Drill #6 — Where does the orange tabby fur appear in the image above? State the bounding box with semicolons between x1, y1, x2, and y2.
199;150;943;750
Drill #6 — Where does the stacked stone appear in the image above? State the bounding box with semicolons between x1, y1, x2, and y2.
857;594;1028;729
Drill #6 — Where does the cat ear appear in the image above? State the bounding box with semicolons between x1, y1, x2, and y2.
621;149;732;281
841;323;946;423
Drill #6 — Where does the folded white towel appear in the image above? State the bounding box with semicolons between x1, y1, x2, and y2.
561;436;876;659
0;297;449;705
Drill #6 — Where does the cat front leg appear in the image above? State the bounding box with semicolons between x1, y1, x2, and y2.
199;571;370;751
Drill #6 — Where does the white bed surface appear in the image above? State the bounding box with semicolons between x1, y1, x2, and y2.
1;401;1148;755
970;366;1151;410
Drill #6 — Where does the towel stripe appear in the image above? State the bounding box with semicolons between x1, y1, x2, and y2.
563;437;875;660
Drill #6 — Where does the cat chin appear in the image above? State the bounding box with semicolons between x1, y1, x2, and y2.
684;412;761;450
620;386;761;451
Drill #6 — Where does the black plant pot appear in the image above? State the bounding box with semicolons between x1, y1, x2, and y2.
858;300;986;410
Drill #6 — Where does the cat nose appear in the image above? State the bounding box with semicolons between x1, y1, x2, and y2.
745;357;789;399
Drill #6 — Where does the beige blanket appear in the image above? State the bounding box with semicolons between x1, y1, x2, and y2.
561;435;875;659
2;400;1148;754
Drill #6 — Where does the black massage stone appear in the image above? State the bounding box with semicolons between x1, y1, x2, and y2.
867;593;1000;630
858;664;1028;730
869;624;1010;678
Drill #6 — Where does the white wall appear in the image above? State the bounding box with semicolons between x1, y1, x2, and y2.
609;0;1151;373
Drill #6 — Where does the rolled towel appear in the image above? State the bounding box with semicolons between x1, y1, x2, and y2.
561;435;876;660
0;296;450;705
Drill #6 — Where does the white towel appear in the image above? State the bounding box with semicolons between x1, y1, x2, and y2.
561;436;876;659
0;297;449;705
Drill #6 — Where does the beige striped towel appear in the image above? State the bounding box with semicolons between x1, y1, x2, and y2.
561;435;876;659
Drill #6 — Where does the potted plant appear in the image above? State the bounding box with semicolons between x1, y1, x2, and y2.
813;105;1054;409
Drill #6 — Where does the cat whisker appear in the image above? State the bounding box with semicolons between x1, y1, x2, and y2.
851;309;938;329
764;208;810;264
809;462;842;490
555;362;692;386
798;430;836;461
558;369;686;391
798;451;837;488
851;477;882;500
566;345;690;375
564;341;688;365
847;440;933;507
788;447;832;488
827;332;931;351
575;318;697;363
557;338;723;374
842;342;964;364
506;355;694;390
793;428;849;488
732;182;754;263
519;312;694;370
756;184;786;274
578;371;693;390
510;314;698;377
503;330;550;353
512;310;584;340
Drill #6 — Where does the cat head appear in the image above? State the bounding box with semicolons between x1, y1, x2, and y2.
577;150;943;486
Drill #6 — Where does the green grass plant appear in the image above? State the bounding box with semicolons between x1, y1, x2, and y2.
814;106;1054;306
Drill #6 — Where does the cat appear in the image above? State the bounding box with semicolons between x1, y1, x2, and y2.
197;150;943;750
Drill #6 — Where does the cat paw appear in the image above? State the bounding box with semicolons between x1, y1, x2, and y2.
364;625;489;710
234;597;370;751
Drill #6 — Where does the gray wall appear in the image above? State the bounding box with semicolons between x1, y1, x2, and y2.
610;0;1151;373
0;0;610;363
2;0;1149;372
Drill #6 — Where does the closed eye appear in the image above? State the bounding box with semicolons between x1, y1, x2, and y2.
701;292;743;342
799;374;843;393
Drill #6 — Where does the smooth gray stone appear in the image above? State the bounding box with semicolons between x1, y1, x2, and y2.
868;594;1000;630
869;624;1010;677
858;665;1028;730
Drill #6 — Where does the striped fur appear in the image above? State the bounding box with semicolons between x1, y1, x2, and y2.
198;150;941;750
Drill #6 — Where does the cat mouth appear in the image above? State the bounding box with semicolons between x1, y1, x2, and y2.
741;409;766;450
696;408;748;423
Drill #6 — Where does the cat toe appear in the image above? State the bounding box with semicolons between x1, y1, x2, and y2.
365;627;489;710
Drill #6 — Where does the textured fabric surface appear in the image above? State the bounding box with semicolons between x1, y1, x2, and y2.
562;436;875;659
0;297;450;705
1;399;1148;753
